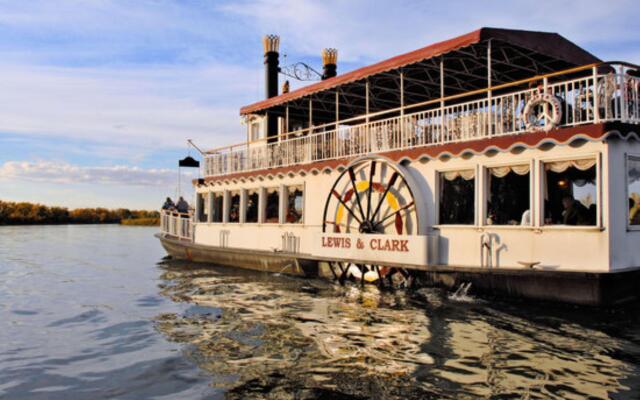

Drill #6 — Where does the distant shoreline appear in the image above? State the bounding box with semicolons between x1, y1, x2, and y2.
0;200;159;226
0;221;159;227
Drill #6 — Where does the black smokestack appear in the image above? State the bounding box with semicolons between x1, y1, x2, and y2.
321;48;338;80
263;34;280;99
263;35;280;142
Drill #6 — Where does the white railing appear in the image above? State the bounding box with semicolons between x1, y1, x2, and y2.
205;64;640;177
160;210;193;240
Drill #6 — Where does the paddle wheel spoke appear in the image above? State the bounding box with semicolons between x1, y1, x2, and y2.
374;266;385;288
348;167;367;222
337;262;350;284
375;202;415;228
366;160;376;221
356;264;365;286
370;171;399;223
328;262;338;280
331;190;362;224
324;220;360;232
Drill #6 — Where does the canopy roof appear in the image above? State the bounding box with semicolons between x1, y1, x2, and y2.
240;27;599;118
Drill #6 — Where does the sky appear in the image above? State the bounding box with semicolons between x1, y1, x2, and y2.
0;0;639;210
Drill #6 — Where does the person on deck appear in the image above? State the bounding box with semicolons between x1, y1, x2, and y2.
562;195;589;225
176;197;190;214
162;197;175;210
520;209;531;226
630;198;640;225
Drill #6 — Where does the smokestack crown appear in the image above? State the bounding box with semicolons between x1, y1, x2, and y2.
321;48;338;80
322;48;338;66
263;34;280;54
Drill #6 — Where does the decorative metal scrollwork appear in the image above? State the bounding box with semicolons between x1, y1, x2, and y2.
280;62;322;82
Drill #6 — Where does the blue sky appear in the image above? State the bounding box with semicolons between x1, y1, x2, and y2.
0;0;639;209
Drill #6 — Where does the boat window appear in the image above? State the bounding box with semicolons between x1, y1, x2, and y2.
543;159;597;225
229;192;241;223
249;121;261;142
265;187;280;223
628;155;640;226
286;186;303;224
439;170;475;225
246;190;259;223
196;193;207;222
211;193;223;223
486;165;531;225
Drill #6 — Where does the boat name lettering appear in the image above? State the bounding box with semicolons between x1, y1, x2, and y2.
321;236;352;248
321;236;409;252
369;238;409;252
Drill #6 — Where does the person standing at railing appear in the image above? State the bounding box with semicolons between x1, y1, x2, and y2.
162;197;175;211
176;196;190;215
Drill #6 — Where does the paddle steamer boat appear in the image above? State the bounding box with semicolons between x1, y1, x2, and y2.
158;28;640;305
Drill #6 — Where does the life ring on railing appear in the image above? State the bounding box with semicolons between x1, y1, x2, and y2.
523;91;563;132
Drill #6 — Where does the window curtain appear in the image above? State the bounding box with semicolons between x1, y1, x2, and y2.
442;169;475;181
266;187;280;194
544;158;596;173
628;157;640;184
287;184;304;192
489;164;530;178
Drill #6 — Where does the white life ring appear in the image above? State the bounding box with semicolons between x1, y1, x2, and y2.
523;92;563;132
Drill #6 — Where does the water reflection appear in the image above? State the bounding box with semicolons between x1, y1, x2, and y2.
2;225;638;399
155;263;436;398
155;261;640;399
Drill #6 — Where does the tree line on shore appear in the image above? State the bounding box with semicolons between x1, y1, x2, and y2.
0;200;159;225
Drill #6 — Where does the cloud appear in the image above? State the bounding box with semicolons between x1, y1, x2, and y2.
0;63;259;152
2;0;638;160
0;0;266;156
0;160;178;187
222;0;640;64
0;0;249;65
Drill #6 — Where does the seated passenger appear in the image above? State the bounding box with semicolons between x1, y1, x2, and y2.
520;209;531;226
630;198;640;225
229;207;239;222
588;204;597;225
561;195;589;225
485;203;495;225
286;207;301;223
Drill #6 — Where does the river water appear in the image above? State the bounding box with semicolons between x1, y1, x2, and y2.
1;225;640;399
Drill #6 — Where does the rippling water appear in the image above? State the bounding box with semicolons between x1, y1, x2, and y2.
1;225;640;399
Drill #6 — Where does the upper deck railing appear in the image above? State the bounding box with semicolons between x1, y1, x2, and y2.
204;63;640;178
